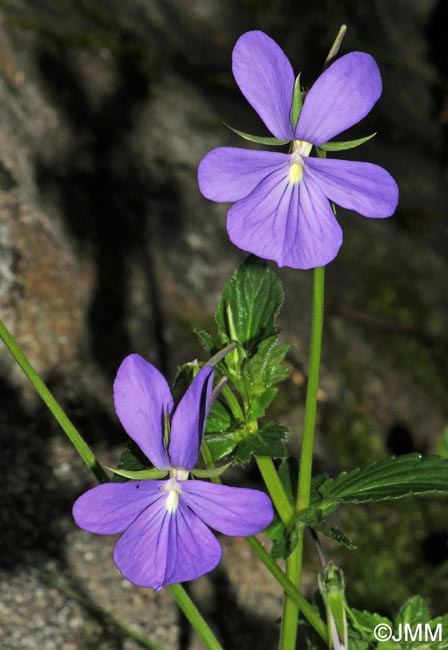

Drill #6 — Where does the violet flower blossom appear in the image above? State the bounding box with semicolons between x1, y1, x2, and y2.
198;30;399;269
73;354;273;590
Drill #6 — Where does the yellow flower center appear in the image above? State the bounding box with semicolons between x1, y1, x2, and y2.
288;139;313;185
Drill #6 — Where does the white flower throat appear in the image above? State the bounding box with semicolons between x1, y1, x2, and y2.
288;140;313;185
164;469;189;513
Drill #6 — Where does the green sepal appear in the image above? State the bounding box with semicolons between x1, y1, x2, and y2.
318;132;376;152
190;462;232;479
318;563;348;650
291;73;303;129
107;466;169;480
224;123;289;146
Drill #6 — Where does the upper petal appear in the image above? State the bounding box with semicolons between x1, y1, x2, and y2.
73;480;166;534
296;52;382;146
169;366;214;470
198;147;290;202
226;164;343;269
113;354;172;470
305;157;399;218
232;31;295;140
113;497;222;590
181;481;274;536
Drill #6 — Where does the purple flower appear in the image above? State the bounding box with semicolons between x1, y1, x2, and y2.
198;31;399;269
73;354;273;590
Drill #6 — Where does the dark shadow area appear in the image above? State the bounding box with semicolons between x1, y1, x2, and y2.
386;422;417;456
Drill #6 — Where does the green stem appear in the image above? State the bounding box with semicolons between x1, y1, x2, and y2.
245;536;327;643
168;584;223;650
255;456;293;525
0;319;108;484
279;266;325;650
221;382;245;420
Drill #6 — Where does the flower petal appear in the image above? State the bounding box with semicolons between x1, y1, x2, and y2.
73;480;166;534
169;366;214;470
182;481;274;536
232;31;295;140
198;147;290;202
113;497;222;590
305;157;399;218
296;52;382;146
113;354;172;470
226;165;343;269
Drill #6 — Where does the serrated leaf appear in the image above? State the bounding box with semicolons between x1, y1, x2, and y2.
298;509;356;549
318;132;376;151
320;454;448;504
216;257;284;350
395;596;431;626
235;422;289;464
205;399;234;434
107;466;168;480
348;608;392;639
224;123;289;146
249;387;277;420
204;431;240;461
243;335;291;390
194;328;216;354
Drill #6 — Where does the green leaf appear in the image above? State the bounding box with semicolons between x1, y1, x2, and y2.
190;462;232;478
216;257;284;350
318;132;376;152
204;431;240;461
348;608;392;640
112;440;151;482
319;453;448;505
243;335;291;390
107;466;168;480
291;73;303;128
298;509;356;549
224;123;289;146
205;399;234;434
194;328;216;354
395;596;431;627
234;421;289;464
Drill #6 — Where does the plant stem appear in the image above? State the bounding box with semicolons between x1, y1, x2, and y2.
255;456;293;524
168;584;223;650
279;266;325;650
0;319;108;484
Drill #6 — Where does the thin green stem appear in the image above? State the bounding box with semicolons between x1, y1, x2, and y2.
255;456;293;525
168;584;223;650
246;536;327;642
279;266;325;650
0;319;108;484
221;382;245;420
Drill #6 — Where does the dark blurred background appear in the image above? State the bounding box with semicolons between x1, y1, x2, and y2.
0;1;448;648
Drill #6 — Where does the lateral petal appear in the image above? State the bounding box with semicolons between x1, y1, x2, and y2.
182;481;274;536
113;354;172;470
232;31;295;140
226;165;343;269
169;366;214;471
73;480;166;534
113;497;222;590
304;157;399;218
296;52;382;146
198;147;290;202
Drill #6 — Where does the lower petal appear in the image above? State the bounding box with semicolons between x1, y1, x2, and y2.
182;481;274;536
73;480;166;534
198;147;289;202
226;167;343;269
305;157;399;218
113;498;222;590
